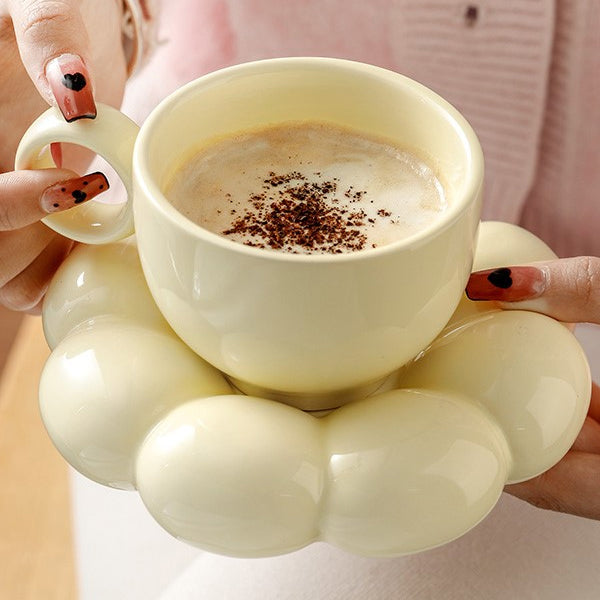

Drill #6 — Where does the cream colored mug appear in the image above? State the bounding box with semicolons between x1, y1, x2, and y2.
17;57;483;409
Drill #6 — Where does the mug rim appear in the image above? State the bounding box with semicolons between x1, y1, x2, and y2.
134;56;483;263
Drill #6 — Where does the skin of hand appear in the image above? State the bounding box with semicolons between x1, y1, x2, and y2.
466;256;600;519
0;0;127;312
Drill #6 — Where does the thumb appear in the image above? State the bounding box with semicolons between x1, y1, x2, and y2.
7;0;96;121
465;256;600;324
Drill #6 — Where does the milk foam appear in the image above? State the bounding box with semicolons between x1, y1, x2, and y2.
166;122;448;253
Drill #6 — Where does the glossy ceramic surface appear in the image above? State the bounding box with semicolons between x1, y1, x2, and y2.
39;221;591;557
18;58;483;403
15;104;138;244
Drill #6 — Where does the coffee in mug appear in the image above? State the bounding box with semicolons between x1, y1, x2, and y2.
166;121;447;254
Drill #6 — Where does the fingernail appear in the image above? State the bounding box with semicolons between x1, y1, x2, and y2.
45;54;96;122
41;172;109;213
465;266;548;302
50;143;63;168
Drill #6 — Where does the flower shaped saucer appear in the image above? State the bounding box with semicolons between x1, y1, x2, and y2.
40;221;590;558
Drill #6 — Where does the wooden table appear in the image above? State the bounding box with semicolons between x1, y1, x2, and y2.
0;316;77;599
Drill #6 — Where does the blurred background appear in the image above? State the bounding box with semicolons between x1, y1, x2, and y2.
0;307;23;376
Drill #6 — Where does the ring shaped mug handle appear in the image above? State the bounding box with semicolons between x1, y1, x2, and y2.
15;104;139;244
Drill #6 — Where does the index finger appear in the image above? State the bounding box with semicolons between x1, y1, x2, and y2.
466;257;600;325
7;0;96;121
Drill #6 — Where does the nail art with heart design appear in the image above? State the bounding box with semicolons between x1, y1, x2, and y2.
46;54;96;122
465;266;548;302
41;172;110;213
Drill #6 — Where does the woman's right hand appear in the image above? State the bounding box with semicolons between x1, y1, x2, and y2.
0;0;128;311
467;257;600;518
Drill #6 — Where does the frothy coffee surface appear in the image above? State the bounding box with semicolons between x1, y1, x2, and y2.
166;122;447;254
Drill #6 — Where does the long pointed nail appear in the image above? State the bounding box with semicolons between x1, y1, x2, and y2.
41;172;109;213
465;266;548;302
45;54;96;122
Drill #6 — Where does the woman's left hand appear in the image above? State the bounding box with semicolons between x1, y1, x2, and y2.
0;0;127;311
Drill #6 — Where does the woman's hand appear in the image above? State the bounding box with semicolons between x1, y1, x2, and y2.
466;256;600;519
0;0;126;311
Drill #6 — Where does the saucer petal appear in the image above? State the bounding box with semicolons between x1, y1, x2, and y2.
321;388;509;555
136;394;323;557
43;238;169;349
399;310;591;482
39;320;231;489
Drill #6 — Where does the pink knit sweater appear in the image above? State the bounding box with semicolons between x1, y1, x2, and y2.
126;0;600;257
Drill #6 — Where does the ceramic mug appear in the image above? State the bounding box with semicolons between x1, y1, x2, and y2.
16;57;483;409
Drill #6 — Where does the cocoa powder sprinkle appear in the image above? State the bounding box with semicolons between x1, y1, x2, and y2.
221;171;372;253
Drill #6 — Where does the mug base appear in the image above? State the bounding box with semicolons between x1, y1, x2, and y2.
227;376;389;412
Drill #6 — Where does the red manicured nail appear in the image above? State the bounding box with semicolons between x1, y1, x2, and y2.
465;266;547;302
41;172;109;213
46;54;96;122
